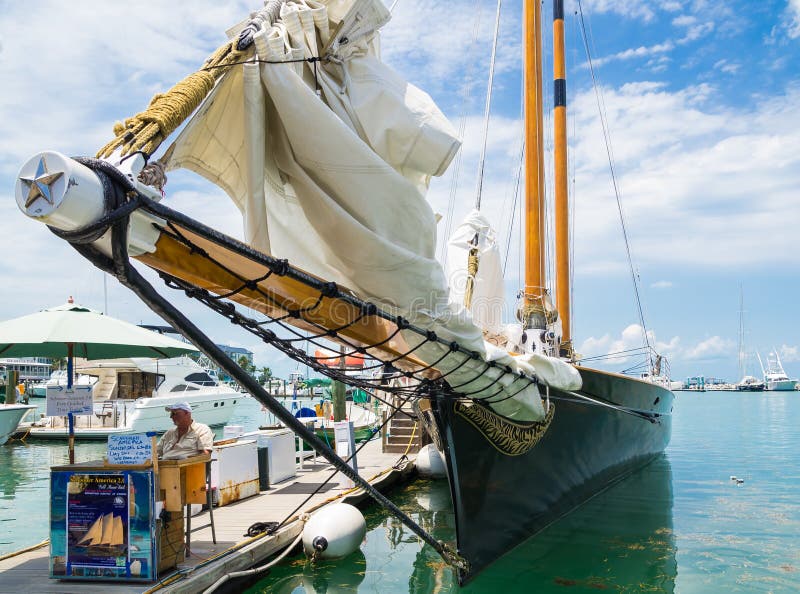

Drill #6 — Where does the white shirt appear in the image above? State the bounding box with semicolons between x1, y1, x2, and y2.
157;421;214;460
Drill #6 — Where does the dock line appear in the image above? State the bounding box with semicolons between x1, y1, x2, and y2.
202;519;307;594
0;539;49;562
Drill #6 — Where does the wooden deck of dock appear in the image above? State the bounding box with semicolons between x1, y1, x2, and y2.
0;439;416;593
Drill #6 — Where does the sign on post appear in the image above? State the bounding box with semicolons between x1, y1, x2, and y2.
46;385;93;416
333;421;358;488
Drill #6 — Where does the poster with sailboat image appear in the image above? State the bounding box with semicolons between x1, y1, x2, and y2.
66;473;129;572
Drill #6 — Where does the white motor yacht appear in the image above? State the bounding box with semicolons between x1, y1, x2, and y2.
760;351;799;391
23;356;243;439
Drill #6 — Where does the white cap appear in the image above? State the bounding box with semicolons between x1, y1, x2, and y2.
165;402;192;413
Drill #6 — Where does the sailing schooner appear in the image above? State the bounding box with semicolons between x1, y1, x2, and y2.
15;0;673;583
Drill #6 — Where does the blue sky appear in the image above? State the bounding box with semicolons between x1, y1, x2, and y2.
1;0;799;383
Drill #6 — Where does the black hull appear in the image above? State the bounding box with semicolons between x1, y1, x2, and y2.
429;366;674;584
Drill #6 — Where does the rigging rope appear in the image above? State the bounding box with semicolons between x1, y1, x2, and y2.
438;0;485;264
96;3;299;160
576;0;653;365
502;139;524;276
96;40;253;159
473;0;503;210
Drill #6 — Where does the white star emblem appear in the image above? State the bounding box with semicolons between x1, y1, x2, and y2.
19;156;65;209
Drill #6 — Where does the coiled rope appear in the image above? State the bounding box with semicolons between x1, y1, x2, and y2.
96;41;251;159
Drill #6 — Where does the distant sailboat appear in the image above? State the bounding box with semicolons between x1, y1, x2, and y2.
735;286;764;392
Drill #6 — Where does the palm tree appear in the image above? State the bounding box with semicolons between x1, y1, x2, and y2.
257;366;272;385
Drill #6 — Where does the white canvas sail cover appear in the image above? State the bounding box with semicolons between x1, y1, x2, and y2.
164;0;579;421
446;209;505;335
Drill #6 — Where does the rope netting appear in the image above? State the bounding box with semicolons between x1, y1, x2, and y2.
152;215;536;408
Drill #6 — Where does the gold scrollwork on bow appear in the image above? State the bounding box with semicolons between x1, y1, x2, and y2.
454;400;555;456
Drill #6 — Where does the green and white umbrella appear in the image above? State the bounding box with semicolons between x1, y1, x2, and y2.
0;299;197;460
0;300;197;360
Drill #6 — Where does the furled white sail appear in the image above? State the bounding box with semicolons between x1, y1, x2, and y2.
446;209;505;335
163;0;579;420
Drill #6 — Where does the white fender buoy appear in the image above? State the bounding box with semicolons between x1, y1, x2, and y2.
302;503;366;559
416;444;447;478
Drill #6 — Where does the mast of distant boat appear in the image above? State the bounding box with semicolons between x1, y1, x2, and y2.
737;284;745;380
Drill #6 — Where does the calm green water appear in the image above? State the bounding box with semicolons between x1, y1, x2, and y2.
2;393;799;592
244;392;800;593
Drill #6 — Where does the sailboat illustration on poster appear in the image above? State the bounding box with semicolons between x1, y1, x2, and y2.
77;513;124;547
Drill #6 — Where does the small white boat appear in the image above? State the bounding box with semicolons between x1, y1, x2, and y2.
0;403;37;445
312;402;380;443
22;356;243;440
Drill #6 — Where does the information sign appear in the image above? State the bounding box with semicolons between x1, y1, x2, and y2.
46;385;93;416
107;434;155;465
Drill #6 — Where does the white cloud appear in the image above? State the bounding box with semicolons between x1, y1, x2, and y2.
563;81;800;272
779;344;800;363
670;12;715;44
650;280;673;289
0;0;253;176
578;326;735;372
672;15;696;27
589;42;675;69
683;336;735;360
381;0;520;100
676;20;715;43
713;59;742;74
577;323;654;362
787;0;800;39
569;0;657;23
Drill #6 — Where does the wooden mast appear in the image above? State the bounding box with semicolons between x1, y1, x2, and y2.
553;0;572;356
523;0;547;328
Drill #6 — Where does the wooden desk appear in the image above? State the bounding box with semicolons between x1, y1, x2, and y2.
158;454;211;512
157;453;216;553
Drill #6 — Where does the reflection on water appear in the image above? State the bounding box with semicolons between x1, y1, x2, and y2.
5;392;800;592
0;440;107;549
456;455;675;593
248;455;676;593
267;550;368;594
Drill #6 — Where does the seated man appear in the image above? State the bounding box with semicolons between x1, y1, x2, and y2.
157;402;214;460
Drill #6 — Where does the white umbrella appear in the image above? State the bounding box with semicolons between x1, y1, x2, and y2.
0;300;197;359
0;299;197;460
